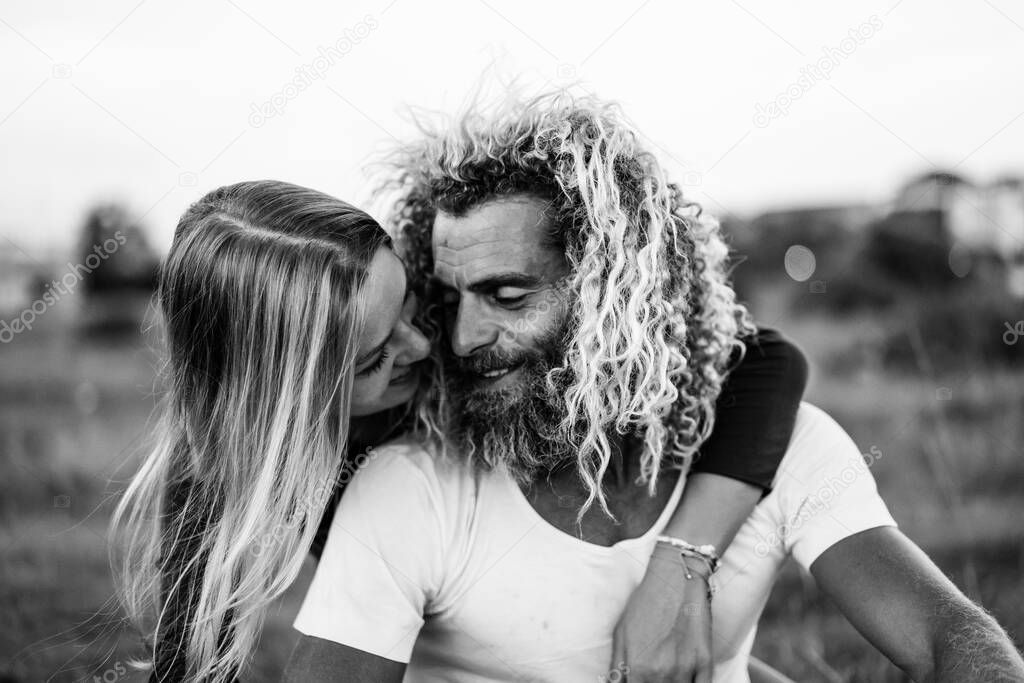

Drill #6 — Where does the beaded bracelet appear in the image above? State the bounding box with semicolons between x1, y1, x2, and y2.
655;535;721;575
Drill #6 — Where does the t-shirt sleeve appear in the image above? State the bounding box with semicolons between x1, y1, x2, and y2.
292;442;445;663
690;327;809;491
774;404;897;570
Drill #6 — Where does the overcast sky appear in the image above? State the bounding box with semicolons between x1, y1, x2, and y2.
2;0;1023;254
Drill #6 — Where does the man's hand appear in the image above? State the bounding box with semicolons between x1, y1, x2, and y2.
611;544;714;683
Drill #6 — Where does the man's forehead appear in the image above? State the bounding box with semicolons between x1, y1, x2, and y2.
431;195;552;250
431;196;563;285
432;239;541;288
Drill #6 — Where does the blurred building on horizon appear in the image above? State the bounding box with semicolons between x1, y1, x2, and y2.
724;167;1024;300
895;171;1024;259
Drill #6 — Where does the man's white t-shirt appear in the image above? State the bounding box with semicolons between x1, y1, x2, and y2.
294;403;897;682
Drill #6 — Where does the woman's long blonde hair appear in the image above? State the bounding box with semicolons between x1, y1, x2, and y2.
110;181;391;682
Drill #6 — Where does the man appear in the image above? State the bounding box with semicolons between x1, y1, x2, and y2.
285;93;1024;682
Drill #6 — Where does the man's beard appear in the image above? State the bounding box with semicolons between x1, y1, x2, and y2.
444;318;574;484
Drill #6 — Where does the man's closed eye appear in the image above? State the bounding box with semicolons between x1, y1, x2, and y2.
493;288;533;306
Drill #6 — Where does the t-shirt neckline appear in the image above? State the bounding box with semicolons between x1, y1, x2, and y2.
501;464;687;555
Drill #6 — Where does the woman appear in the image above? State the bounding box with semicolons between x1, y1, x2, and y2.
112;180;429;683
112;180;805;682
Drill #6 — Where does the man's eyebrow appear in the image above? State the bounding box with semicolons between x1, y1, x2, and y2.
434;272;544;292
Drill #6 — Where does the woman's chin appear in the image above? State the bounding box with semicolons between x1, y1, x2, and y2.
383;381;418;409
361;380;419;417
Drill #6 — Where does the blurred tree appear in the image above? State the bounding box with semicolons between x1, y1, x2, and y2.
76;202;159;294
74;202;160;341
862;210;961;290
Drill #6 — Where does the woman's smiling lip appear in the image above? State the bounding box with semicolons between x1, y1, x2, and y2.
389;367;415;386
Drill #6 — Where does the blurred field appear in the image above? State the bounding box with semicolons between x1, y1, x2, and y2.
1;291;1022;681
748;309;1024;681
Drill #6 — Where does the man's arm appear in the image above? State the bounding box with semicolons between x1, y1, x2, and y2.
811;526;1024;682
284;636;405;683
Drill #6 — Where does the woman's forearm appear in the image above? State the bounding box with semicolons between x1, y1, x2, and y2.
662;472;762;550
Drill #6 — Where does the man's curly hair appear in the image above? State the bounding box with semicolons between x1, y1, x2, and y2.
378;90;754;516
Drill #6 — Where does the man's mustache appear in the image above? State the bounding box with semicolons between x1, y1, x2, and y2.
445;347;533;376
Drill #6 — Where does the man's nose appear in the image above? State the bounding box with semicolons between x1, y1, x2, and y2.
450;297;498;357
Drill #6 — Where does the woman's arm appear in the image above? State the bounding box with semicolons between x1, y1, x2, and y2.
659;327;809;548
687;328;809;490
611;327;808;682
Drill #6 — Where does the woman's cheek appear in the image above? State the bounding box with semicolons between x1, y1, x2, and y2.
370;372;393;401
354;377;382;407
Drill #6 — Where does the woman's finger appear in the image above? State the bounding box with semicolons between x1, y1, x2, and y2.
609;624;628;682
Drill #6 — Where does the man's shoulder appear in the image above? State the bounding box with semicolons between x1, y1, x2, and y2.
764;403;896;568
349;435;477;503
363;435;438;473
775;402;867;482
331;436;486;592
789;402;857;452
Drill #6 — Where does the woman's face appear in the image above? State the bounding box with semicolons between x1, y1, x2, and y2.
350;248;431;417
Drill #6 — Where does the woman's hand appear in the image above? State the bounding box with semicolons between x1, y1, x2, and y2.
610;544;714;683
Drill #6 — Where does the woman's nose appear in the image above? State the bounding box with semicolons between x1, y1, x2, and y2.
395;319;431;364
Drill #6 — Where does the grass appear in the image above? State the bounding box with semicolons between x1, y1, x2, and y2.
1;305;1021;682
